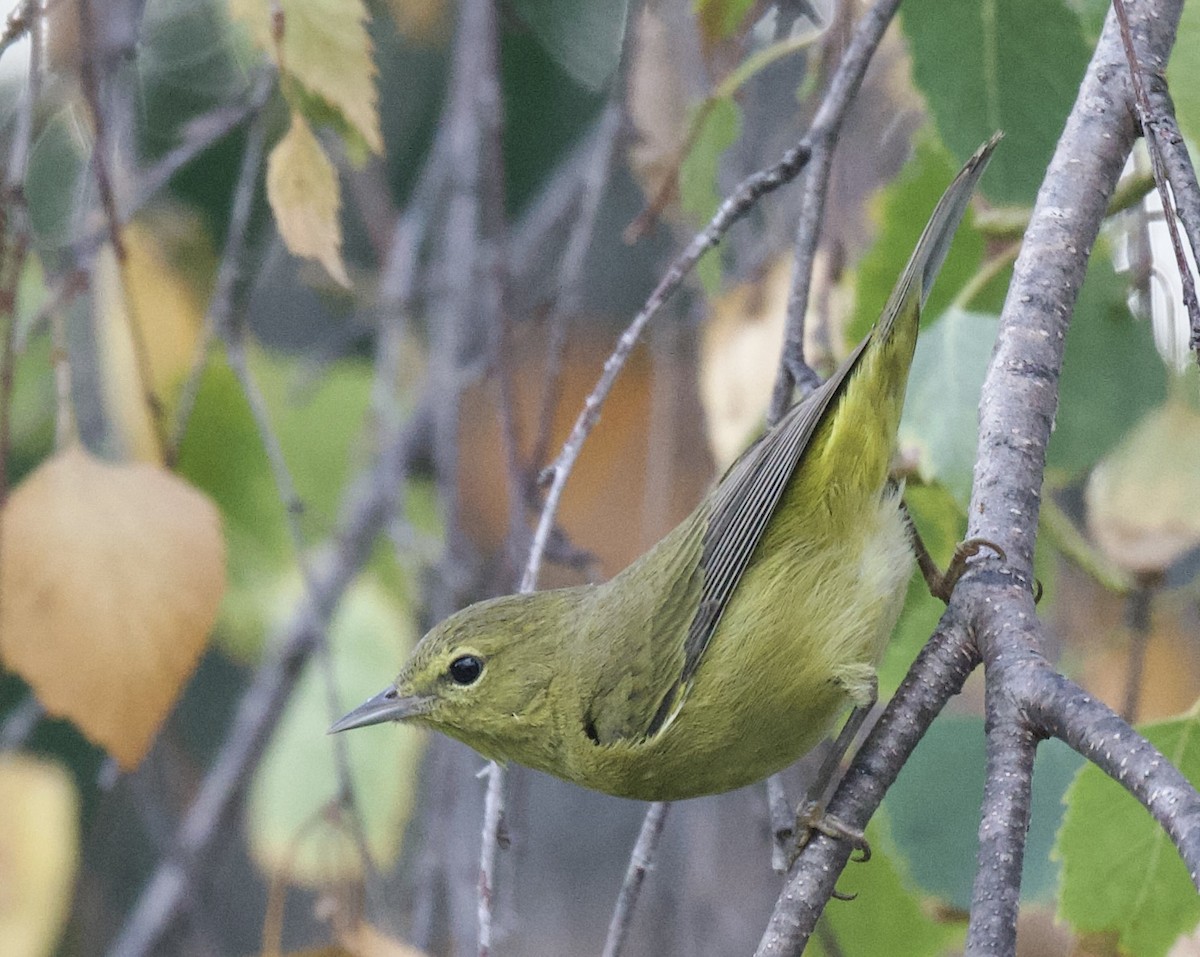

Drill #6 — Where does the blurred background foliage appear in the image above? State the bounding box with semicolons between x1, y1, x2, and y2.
0;0;1199;955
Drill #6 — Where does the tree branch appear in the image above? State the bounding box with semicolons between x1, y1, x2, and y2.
758;7;1198;947
755;617;980;955
1111;0;1200;356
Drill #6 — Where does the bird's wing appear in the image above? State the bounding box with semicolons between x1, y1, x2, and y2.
639;336;872;738
643;133;1001;737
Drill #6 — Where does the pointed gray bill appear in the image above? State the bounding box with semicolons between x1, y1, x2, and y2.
328;686;428;734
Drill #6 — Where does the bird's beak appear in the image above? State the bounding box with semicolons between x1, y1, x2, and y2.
328;686;428;734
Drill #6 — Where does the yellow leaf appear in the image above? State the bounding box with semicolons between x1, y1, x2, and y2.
699;254;789;468
94;217;210;462
1086;396;1200;576
338;923;429;957
267;112;350;288
0;756;79;957
626;7;689;215
382;0;448;42
0;448;227;768
229;0;382;155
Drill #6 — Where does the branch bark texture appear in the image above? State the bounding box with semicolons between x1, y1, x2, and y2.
758;1;1200;955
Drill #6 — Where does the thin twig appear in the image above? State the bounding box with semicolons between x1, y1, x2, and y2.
600;801;670;957
1120;581;1154;723
76;0;124;261
1027;663;1200;880
517;102;625;587
523;130;815;585
1110;0;1200;356
77;0;173;459
166;70;276;464
767;0;905;422
462;0;508;951
105;396;427;957
0;0;35;61
528;102;624;512
0;0;41;611
965;649;1039;955
477;760;505;957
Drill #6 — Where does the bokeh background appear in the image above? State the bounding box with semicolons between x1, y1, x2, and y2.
1;0;1199;955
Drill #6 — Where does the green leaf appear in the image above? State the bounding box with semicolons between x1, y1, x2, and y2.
680;97;742;294
246;574;423;886
510;0;629;91
886;716;1082;908
899;309;998;507
695;0;756;43
1046;249;1168;479
1168;0;1200;147
679;97;743;224
1056;712;1200;957
25;113;86;247
807;814;961;957
176;347;399;660
1068;0;1110;40
900;0;1091;204
847;134;988;344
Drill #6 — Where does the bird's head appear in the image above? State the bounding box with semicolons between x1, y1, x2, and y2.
329;592;570;764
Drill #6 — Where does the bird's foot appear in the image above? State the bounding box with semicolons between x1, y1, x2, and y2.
787;801;871;871
927;537;1006;602
907;514;1006;604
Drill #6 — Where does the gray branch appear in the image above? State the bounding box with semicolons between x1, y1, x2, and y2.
757;1;1199;953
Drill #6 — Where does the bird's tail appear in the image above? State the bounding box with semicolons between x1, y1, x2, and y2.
801;133;1000;516
875;131;1003;344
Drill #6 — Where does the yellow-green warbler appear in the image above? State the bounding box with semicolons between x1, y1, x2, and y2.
332;136;1000;802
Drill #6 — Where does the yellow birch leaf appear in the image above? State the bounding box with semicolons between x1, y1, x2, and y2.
229;0;382;156
267;111;350;288
626;7;689;214
0;447;227;769
0;756;79;957
382;0;448;42
338;924;429;957
94;218;208;462
1086;396;1200;576
699;254;789;468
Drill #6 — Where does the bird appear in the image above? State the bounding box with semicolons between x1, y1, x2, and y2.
331;135;1000;803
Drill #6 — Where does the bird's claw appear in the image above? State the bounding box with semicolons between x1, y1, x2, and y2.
787;801;871;870
926;537;1006;603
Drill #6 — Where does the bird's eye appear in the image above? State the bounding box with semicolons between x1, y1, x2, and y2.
448;654;484;685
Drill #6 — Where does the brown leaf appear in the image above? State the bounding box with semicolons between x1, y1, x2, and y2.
0;447;226;768
625;7;690;218
94;218;209;461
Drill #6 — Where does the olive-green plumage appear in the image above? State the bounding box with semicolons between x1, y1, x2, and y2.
332;137;999;801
